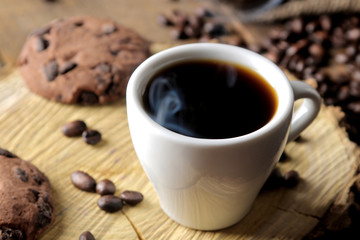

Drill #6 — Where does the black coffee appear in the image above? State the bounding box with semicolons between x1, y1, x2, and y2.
142;59;278;139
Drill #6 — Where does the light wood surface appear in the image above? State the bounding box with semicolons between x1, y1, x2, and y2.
0;0;359;239
0;70;358;239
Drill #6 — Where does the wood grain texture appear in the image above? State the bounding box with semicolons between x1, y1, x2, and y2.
0;70;358;239
0;0;359;238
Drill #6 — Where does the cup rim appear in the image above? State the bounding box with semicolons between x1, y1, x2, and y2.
127;43;293;146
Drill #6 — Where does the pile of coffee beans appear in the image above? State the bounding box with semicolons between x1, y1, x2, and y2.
71;170;144;213
157;8;232;41
257;14;360;145
62;120;102;145
158;9;360;146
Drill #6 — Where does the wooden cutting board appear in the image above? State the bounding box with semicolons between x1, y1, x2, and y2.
0;0;359;239
0;70;358;240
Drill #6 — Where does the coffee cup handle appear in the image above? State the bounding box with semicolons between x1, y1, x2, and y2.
287;81;322;143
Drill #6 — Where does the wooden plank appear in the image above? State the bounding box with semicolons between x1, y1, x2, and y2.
0;70;358;239
0;0;359;238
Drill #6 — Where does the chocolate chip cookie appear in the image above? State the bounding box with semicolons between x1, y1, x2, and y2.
18;16;150;105
0;148;55;240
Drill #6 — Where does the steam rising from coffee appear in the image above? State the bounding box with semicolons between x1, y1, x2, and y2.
148;76;198;137
143;60;277;139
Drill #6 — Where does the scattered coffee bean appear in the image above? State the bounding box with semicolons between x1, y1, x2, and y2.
43;60;59;81
71;171;96;192
82;129;102;145
97;195;123;213
279;151;289;162
283;170;300;188
262;167;283;190
79;231;95;240
61;120;87;137
120;190;144;206
96;179;116;196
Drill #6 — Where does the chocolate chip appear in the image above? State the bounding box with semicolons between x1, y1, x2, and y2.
97;195;123;213
96;179;116;196
82;129;102;145
14;168;28;182
79;231;96;240
103;24;117;34
283;170;300;188
30;25;51;37
95;63;111;73
0;148;17;158
29;189;40;202
37;199;53;227
60;62;77;74
74;21;84;27
43;60;59;81
120;190;144;206
61;120;87;137
78;91;99;105
71;171;96;192
0;227;24;240
32;174;44;185
35;36;49;52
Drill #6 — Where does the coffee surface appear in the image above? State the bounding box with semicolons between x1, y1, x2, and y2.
143;59;278;139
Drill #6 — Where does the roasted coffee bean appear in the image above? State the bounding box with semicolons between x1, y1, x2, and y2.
97;195;123;212
71;171;96;192
309;44;325;59
96;179;116;196
279;151;289;162
195;7;214;18
319;15;332;31
262;167;283;190
283;170;300;188
157;14;174;26
79;231;95;240
120;190;144;206
285;17;304;34
43;60;59;81
61;120;87;137
346;28;360;41
82;129;102;145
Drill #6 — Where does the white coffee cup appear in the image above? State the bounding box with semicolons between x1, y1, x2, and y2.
126;43;321;230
